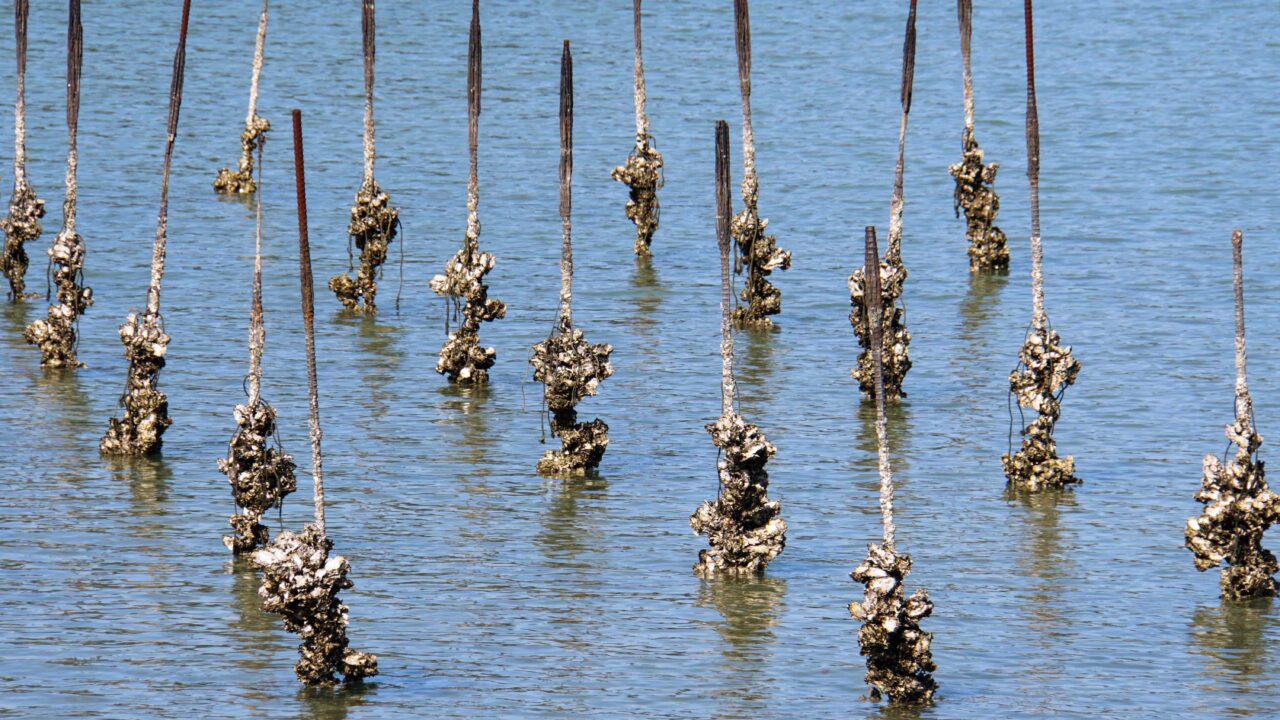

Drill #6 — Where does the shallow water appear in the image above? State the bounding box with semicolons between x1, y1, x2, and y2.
1;1;1279;718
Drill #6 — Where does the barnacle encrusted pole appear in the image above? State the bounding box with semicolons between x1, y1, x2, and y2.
429;0;505;384
948;0;1008;273
1186;230;1280;600
530;41;614;476
848;226;937;704
251;109;378;686
1001;0;1081;491
213;0;270;195
689;120;785;575
729;0;790;328
99;0;191;456
329;0;399;313
1;0;45;301
849;0;917;402
610;0;663;257
24;0;92;367
218;142;296;554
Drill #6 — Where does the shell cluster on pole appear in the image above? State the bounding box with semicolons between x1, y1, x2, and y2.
611;0;663;257
101;0;192;456
329;0;399;313
25;0;91;367
849;0;917;401
729;0;790;328
252;109;377;686
689;120;786;576
1001;0;1080;491
531;41;614;476
219;142;296;555
430;0;505;384
848;226;936;704
213;0;270;195
948;0;1008;273
1;0;45;302
1186;231;1280;600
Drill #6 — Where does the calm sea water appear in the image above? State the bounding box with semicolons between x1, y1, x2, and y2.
1;1;1278;718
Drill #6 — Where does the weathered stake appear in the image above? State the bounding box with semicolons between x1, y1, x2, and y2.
100;0;191;456
1186;230;1280;599
530;41;614;476
689;119;786;575
611;0;664;256
729;0;790;327
249;109;378;687
329;0;399;313
25;0;92;367
1001;0;1081;491
213;0;270;195
430;0;505;384
848;225;937;704
1;0;45;301
849;0;916;401
949;0;1008;272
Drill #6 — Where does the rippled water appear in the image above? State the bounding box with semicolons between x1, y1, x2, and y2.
1;1;1279;718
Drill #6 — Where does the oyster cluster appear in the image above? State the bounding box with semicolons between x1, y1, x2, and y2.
330;180;398;313
611;135;663;256
430;241;505;384
949;127;1008;272
100;311;172;456
1;182;45;299
219;400;297;554
213;115;270;195
1002;326;1081;489
530;323;613;475
849;257;911;400
24;226;93;367
252;524;379;685
730;205;790;327
848;543;937;702
1187;415;1280;599
691;412;787;575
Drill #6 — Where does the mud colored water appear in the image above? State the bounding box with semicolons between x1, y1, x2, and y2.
1;1;1278;718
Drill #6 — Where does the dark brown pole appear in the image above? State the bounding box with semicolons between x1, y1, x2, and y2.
863;226;894;550
715;120;734;418
465;0;481;253
293;108;325;536
146;0;191;316
1025;0;1045;328
558;40;573;328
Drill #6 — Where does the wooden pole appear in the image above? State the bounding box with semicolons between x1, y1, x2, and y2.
1024;0;1045;330
957;0;974;132
146;0;192;316
632;0;649;139
247;140;265;405
361;0;376;185
12;0;28;187
465;0;480;253
887;0;917;263
63;0;82;235
246;0;268;127
293;108;325;536
733;0;755;206
715;120;735;418
1232;230;1250;425
558;40;573;329
863;226;894;552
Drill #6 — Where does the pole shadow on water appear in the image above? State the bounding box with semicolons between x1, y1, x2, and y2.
627;255;664;359
538;474;609;567
333;311;402;427
293;682;376;720
441;383;497;498
958;271;1007;349
1004;486;1076;691
226;557;278;671
735;324;780;417
856;400;912;479
1189;596;1278;717
696;574;786;719
32;365;93;443
106;456;174;537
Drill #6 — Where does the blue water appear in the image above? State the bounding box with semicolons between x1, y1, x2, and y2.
1;1;1279;718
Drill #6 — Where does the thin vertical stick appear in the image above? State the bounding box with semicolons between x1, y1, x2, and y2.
246;0;268;126
293;109;325;536
12;0;28;185
247;139;265;406
887;0;917;263
732;0;756;204
465;0;480;252
863;226;895;552
1024;0;1045;330
632;0;649;139
558;40;573;328
1232;230;1250;425
957;0;974;131
361;0;376;185
146;0;192;316
715;120;734;417
63;0;82;234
